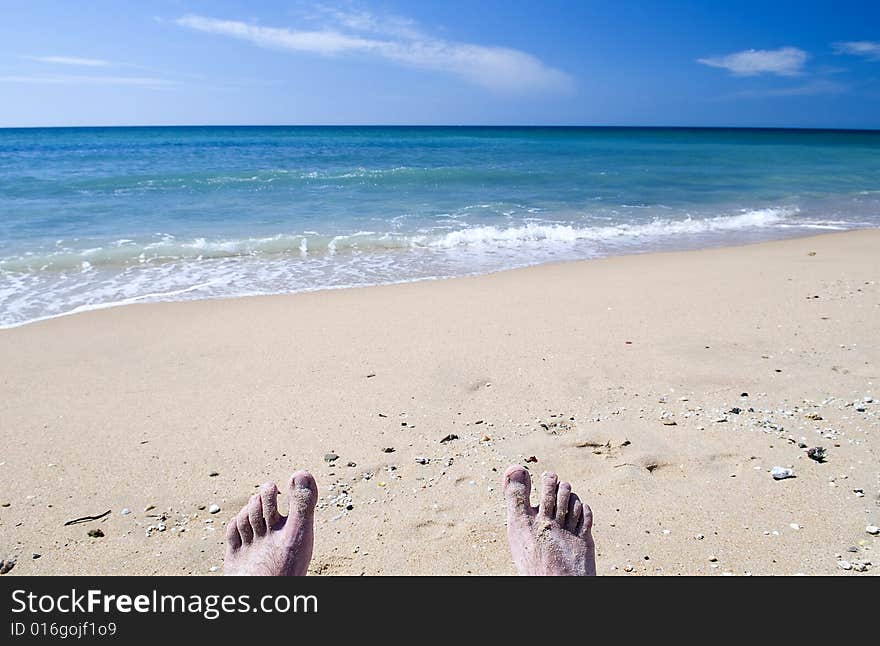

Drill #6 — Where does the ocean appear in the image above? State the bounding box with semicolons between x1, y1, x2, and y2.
1;126;878;328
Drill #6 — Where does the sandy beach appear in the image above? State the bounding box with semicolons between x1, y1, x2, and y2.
1;229;878;576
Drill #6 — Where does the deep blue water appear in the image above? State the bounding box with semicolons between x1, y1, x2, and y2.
1;126;878;327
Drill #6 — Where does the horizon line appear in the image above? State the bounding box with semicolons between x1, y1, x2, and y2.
1;123;879;132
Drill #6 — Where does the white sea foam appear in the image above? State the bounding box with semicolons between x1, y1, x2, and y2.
0;205;870;329
0;281;217;329
423;207;796;248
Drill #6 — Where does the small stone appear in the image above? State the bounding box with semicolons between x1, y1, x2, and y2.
805;412;823;421
324;453;339;463
208;504;221;514
867;525;880;535
32;553;41;559
837;560;852;570
729;407;742;415
347;462;357;467
695;534;705;540
144;504;156;512
623;565;634;572
771;466;795;480
209;471;220;477
662;420;677;426
0;559;15;574
209;566;219;572
481;434;491;442
847;546;859;553
87;528;105;538
740;392;749;397
474;420;484;425
414;457;429;465
440;434;458;444
525;456;538;463
789;523;801;530
708;555;718;562
806;447;826;462
0;502;10;508
381;447;395;453
121;508;131;516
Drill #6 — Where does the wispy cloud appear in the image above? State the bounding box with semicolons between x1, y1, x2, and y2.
21;55;112;67
833;41;880;61
697;47;808;76
0;75;178;87
731;79;849;98
175;12;572;93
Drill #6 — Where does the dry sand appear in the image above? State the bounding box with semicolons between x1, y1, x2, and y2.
1;230;878;576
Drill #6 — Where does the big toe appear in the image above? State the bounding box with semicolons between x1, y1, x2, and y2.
286;470;318;519
503;464;533;515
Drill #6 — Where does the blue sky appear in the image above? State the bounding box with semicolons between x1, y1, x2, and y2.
1;0;879;128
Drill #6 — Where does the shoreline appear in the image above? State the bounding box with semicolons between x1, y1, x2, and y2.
0;228;878;575
3;227;874;332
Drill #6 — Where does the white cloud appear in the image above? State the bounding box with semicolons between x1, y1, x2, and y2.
833;41;880;60
697;47;807;76
175;12;572;93
0;75;178;87
21;55;112;67
319;7;422;40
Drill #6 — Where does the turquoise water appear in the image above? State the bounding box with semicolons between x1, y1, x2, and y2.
1;126;879;327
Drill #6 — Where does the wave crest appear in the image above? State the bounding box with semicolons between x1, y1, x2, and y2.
0;207;801;273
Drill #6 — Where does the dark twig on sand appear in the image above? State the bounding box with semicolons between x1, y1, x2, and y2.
64;510;111;526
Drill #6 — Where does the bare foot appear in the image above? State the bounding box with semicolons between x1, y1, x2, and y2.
502;465;596;576
223;470;318;576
